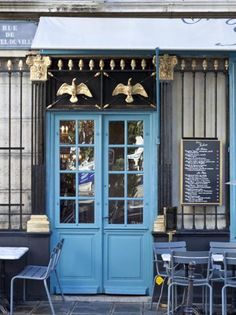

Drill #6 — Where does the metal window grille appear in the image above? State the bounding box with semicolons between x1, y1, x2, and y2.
0;58;32;230
159;57;229;231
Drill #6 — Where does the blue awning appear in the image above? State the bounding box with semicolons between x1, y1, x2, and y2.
32;17;236;51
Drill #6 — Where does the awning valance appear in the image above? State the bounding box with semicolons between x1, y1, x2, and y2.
31;17;236;51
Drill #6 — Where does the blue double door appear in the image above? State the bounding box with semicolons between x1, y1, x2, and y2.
48;113;155;295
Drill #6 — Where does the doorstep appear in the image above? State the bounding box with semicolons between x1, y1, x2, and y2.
52;294;151;303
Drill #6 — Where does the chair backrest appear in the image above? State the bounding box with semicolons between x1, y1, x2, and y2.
45;239;65;279
55;238;64;267
170;250;211;280
210;241;236;254
153;241;187;276
223;251;236;283
171;250;209;265
153;241;187;255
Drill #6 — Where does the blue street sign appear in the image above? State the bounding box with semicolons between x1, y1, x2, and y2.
0;21;37;49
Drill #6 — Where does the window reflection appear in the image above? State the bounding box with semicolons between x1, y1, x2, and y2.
79;200;94;223
109;174;124;197
78;120;94;144
109;121;124;144
60;147;76;170
127;200;143;224
128;121;143;144
60;121;75;144
60;200;75;223
128;174;143;198
79;173;94;197
127;146;143;171
109;200;124;224
60;173;76;196
78;147;95;170
109;148;124;171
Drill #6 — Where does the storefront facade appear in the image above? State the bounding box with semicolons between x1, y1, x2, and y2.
0;6;236;297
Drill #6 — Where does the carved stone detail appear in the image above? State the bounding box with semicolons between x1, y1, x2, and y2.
26;55;52;81
159;54;178;81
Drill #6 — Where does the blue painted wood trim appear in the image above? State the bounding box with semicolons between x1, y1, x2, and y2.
160;50;231;56
155;47;160;217
229;57;236;240
40;49;155;56
40;49;233;57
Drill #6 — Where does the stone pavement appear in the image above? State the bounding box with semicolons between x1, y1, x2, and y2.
12;300;166;315
10;296;224;314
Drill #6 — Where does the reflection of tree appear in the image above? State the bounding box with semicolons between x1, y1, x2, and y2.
128;174;143;198
112;158;124;171
60;173;75;196
79;120;94;144
109;174;124;197
109;200;124;224
79;147;94;167
128;121;143;144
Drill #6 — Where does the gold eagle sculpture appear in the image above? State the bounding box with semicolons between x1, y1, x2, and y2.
112;78;148;103
56;78;92;103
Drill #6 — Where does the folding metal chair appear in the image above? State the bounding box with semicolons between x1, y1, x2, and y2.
209;242;236;283
151;241;186;310
221;251;236;315
167;250;212;315
10;239;65;315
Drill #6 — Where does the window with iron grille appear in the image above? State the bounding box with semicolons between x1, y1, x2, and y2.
159;57;229;231
0;57;32;230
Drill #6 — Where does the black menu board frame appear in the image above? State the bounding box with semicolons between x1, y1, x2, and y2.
180;138;222;205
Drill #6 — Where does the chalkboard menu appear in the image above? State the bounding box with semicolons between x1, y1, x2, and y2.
181;139;222;205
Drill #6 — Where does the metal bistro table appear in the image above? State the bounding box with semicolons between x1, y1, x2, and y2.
0;247;29;314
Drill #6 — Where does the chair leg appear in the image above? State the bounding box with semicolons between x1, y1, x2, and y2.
202;285;206;314
207;283;213;315
10;277;16;315
55;270;65;302
156;278;165;312
167;282;173;315
222;285;227;315
23;279;26;301
149;276;156;310
43;279;55;315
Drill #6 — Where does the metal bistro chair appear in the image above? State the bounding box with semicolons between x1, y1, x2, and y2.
10;239;65;315
221;251;236;315
209;242;236;282
167;250;212;315
151;241;186;310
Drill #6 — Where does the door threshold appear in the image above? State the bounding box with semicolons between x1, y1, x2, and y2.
53;294;150;303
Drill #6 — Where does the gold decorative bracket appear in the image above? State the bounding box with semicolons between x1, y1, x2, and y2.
26;55;52;81
159;54;178;81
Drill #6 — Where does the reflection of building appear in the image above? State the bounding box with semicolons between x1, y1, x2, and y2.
0;2;235;299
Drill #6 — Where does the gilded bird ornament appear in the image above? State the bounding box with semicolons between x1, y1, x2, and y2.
112;78;148;103
56;78;92;103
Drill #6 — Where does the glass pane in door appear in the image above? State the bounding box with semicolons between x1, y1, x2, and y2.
59;119;95;224
108;120;144;225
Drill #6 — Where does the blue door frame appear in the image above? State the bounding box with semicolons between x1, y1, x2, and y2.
46;111;158;295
